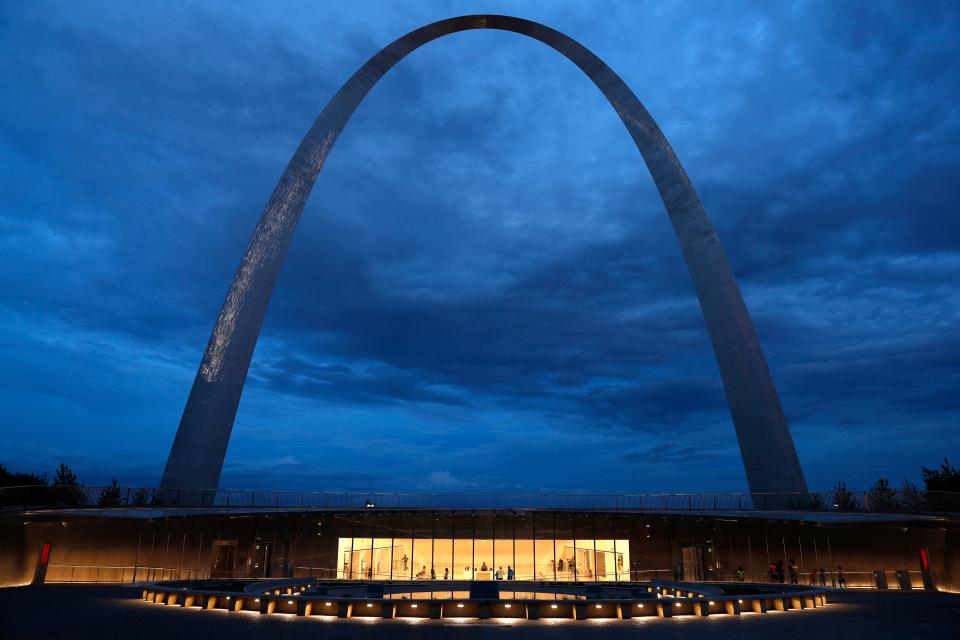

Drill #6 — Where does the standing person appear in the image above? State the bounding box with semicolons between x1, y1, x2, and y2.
507;565;515;581
736;565;745;582
837;566;847;589
775;560;785;584
788;558;799;584
557;558;565;573
809;567;818;585
768;561;777;582
819;568;827;586
443;567;449;580
430;567;436;580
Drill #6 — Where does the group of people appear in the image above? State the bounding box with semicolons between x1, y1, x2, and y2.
762;560;846;588
477;562;516;580
412;562;517;580
766;559;800;584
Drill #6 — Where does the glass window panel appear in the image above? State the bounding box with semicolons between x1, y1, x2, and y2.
352;537;372;580
372;538;392;580
393;538;413;580
336;537;352;579
554;515;575;582
453;537;473;580
494;515;513;581
577;545;593;580
533;513;554;581
474;539;493;579
474;514;494;579
535;537;555;581
433;538;453;581
412;537;432;580
594;515;615;582
494;539;512;581
594;539;615;582
514;515;534;581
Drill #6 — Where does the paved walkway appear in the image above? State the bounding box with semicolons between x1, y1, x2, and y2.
0;585;957;639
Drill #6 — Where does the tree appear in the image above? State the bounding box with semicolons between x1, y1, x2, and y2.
0;464;49;508
53;463;79;487
52;463;85;506
921;458;960;492
806;492;826;510
832;481;858;511
98;479;122;506
867;477;898;512
0;463;48;488
900;479;923;512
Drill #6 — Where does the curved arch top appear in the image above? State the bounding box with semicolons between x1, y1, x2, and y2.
160;15;808;496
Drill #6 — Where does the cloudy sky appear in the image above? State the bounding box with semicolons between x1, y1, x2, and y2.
1;1;958;493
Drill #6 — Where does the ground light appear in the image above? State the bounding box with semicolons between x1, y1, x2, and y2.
138;578;829;623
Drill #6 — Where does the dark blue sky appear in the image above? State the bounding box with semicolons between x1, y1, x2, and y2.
1;1;958;493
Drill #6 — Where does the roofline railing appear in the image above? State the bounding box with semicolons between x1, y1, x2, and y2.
2;485;958;515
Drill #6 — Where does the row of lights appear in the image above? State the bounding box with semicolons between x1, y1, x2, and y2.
154;592;771;616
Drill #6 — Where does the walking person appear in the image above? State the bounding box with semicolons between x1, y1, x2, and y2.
788;558;799;584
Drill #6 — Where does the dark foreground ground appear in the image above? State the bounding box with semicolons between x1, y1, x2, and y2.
0;585;958;640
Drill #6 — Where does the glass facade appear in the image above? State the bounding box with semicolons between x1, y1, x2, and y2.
336;535;629;582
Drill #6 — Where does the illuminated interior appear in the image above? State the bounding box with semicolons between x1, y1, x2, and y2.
336;538;629;581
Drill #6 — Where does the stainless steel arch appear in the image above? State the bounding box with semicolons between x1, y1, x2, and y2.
160;14;808;496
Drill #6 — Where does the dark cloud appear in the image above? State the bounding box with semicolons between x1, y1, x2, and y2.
1;1;958;492
622;444;722;466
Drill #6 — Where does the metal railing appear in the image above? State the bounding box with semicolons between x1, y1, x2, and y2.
44;564;209;584
2;485;958;514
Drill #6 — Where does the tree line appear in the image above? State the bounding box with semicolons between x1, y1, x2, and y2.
1;458;959;510
0;463;150;506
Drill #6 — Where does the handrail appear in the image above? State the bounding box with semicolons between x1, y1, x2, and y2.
2;485;958;515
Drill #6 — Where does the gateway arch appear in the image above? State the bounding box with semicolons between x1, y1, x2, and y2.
160;15;809;497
